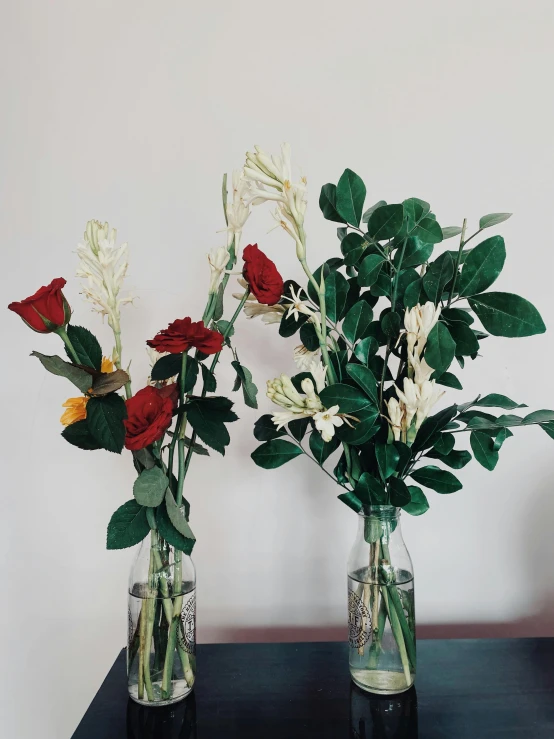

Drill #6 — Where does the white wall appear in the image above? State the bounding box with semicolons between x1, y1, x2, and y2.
2;1;554;736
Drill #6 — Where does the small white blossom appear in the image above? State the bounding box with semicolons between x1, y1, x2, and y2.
233;277;285;324
293;344;319;371
403;302;441;358
207;246;230;294
408;349;435;385
395;378;420;429
314;405;344;442
225;170;251;249
308;360;327;393
415;380;444;429
271;410;312;429
76;220;134;338
386;397;404;442
301;378;324;411
284;286;314;321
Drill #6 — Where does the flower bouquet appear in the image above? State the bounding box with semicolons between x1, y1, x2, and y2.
246;143;554;693
8;175;280;705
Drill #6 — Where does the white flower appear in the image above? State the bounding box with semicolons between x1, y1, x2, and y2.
404;305;420;355
415;380;444;429
76;220;134;336
308;360;327;393
234;278;285;324
294;344;319;371
386;397;404;442
408;349;435;385
403;302;441;357
314;405;344;442
301;378;324;411
284;286;314;321
418;301;441;339
395;378;420;429
267;374;306;411
225;170;251;249
208;246;230;294
271;410;311;429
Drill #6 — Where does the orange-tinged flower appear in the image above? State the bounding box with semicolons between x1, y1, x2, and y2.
101;356;115;373
61;396;88;426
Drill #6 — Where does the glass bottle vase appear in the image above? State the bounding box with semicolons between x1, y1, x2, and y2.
347;506;416;695
127;532;196;706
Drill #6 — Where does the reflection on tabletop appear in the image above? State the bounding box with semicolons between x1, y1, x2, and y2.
350;683;418;739
126;693;197;739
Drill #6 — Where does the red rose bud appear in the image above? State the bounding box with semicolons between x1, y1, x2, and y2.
147;317;224;355
8;278;70;333
242;244;284;305
124;386;174;451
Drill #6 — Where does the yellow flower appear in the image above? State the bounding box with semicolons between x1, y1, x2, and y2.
60;396;88;426
60;356;114;425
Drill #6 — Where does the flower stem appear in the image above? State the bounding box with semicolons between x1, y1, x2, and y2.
55;326;80;365
447;218;468;308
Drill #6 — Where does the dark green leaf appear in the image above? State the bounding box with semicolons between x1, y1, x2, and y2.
389;477;411;506
468;293;546;337
151;353;182;381
540;422;554;440
403;197;430;228
479;212;512;229
212;282;225;321
299;322;319;352
522;409;554;425
231;360;258;409
329;349;349;382
319;383;372;414
133;467;168;507
447;321;479;356
470;431;499;471
403;486;429;516
254;415;286;441
404;279;422;309
336;408;379;446
358;254;385;287
201;363;217;392
186;397;238;455
106;499;149;550
157;500;195;555
433;433;455;456
87;393;127;454
422;252;454;303
353;336;380;365
458;236;506;297
475;394;526;410
31;351;92;393
367;204;404;241
184;356;199;392
61;419;101;450
394;441;412;477
279;306;308;338
493;427;513;451
338;491;363;513
309;432;340;465
251;439;303;469
325;270;349;323
355;472;387;506
442;308;474;326
381;311;401;338
412;405;457;453
336;169;366;226
341;232;366;266
375;443;400;480
426;448;472;469
412;217;443;244
395;237;433;269
345;364;378;405
319;183;346;223
410;465;462;493
183;436;209;456
343;301;373;344
65;325;102;370
333;453;349;485
435;371;463;390
362;200;387;223
288;417;310;442
425;322;456;375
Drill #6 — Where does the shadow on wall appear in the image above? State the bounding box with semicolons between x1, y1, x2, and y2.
201;478;554;644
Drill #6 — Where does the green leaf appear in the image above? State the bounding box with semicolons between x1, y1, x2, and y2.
183;436;210;456
214;319;234;341
422;252;454;303
470;431;499;471
404;279;422;309
458;236;506;297
201;363;217;392
479;213;512;229
337;491;363;513
468;292;546;337
358;254;385;287
410;465;462;493
186;397;238;455
165;490;196;542
426;448;472;469
435;371;463;390
106;499;149;550
441;226;463;240
381;311;401;338
447;321;479;357
61;419;101;450
425;323;456;375
403;197;430;228
336;407;379;445
442;308;474;326
309;432;340;466
341;232;366;266
87;393;127;454
231;361;258;409
184;356;199;392
367;204;404;241
433;433;455;456
412;217;443;244
493;427;513;451
298;322;319;352
362;200;387;223
251;439;303;469
343;301;373;344
319;183;346;223
336;169;366;226
522;409;554;425
355;472;387;506
540;422;554;441
325;270;349;323
151;353;182;381
375;443;400;481
346;364;378;405
212;282;225;321
133;467;168;507
157;500;195;555
389;477;411;506
65;325;102;370
31;352;92;393
319;383;372;414
403;486;430;516
412;405;457;453
475;394;527;410
395;237;433;269
254;414;286;441
353;336;379;365
288;417;310;442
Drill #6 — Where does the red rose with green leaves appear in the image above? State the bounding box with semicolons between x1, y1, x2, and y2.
124;386;174;450
8;278;70;333
242;244;284;305
147;318;224;355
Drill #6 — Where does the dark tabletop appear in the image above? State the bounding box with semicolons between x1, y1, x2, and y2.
71;638;554;739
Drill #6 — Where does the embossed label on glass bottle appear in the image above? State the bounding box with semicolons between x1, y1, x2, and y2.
348;590;371;648
178;593;196;654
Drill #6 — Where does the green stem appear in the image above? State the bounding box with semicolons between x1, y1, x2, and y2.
55;326;80;365
382;587;411;685
379;239;407;411
447;218;468;308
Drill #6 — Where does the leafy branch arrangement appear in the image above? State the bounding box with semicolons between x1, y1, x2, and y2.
241;143;553;684
7;173;270;703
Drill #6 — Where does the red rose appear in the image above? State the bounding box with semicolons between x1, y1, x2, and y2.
124;386;174;451
242;244;284;305
147;317;224;355
8;278;70;333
